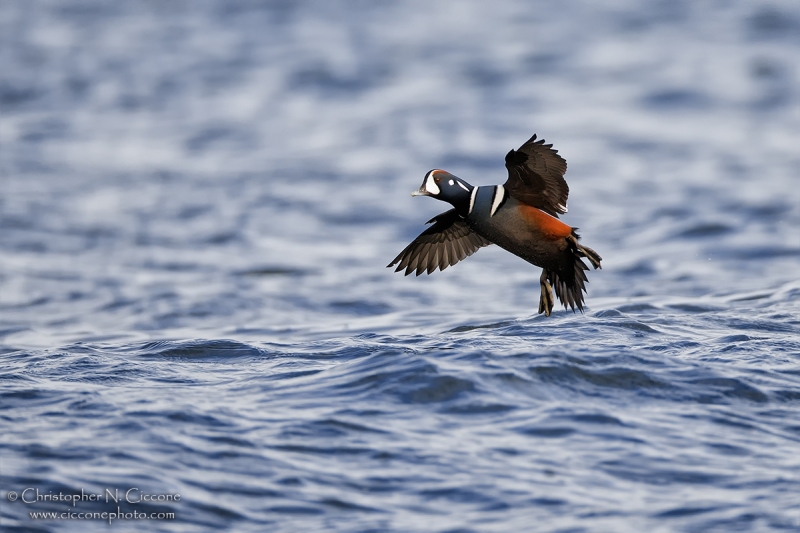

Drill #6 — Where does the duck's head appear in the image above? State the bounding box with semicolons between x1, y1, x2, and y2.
412;170;474;209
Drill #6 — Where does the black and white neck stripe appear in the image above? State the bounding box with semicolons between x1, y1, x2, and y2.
490;185;506;217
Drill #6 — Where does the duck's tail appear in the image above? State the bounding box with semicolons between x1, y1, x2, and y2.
538;230;602;316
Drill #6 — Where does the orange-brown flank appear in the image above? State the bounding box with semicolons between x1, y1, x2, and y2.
517;205;572;240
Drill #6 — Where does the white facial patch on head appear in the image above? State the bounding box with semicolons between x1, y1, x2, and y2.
448;179;454;186
424;171;440;196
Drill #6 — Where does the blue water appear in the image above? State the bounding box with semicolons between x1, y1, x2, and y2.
2;1;800;531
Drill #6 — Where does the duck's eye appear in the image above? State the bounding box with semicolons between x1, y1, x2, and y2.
448;179;454;186
434;176;441;183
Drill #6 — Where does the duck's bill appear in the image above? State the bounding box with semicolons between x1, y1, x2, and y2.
411;187;430;197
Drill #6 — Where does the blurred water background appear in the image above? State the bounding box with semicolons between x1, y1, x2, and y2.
1;1;800;531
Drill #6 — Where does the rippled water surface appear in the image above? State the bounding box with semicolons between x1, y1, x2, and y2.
2;1;800;532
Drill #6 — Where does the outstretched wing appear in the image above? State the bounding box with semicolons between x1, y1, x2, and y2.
388;209;491;276
503;134;569;217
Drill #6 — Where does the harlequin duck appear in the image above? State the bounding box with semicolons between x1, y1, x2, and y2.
388;134;602;316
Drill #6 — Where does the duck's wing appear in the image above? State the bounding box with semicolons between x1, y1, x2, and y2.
503;134;569;217
388;209;491;276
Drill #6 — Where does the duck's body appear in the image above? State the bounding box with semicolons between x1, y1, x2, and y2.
388;134;602;316
466;186;571;269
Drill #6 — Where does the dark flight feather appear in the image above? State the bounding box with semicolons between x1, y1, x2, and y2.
503;134;569;217
387;209;492;276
